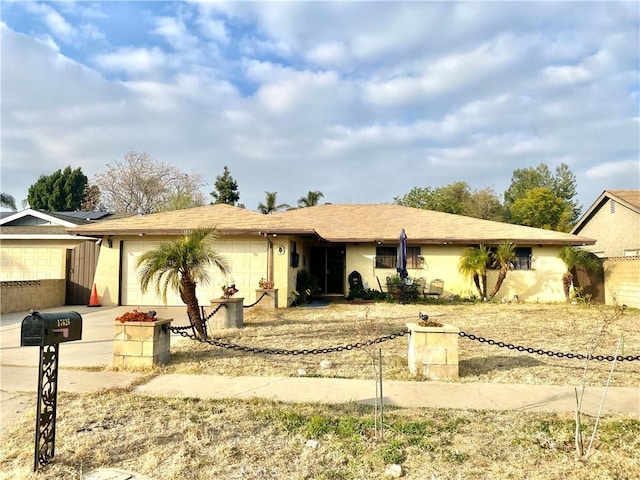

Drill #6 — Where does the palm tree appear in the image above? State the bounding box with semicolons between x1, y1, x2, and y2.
1;193;17;211
297;190;324;208
257;191;290;214
458;244;491;299
488;241;516;299
559;246;601;303
136;227;230;337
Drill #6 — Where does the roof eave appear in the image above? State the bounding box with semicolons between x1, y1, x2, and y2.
329;237;596;246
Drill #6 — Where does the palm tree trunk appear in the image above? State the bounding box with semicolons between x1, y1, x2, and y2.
490;267;508;299
472;273;483;299
180;275;206;337
562;271;573;303
481;274;488;300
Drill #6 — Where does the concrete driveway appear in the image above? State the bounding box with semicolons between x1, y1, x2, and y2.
0;305;190;368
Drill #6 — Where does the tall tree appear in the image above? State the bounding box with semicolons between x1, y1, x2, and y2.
157;192;206;212
488;241;516;299
504;162;581;228
559;246;601;303
458;244;491;300
1;193;17;211
210;166;240;206
395;182;505;221
465;187;505;222
95;150;205;214
27;166;87;211
510;187;574;231
80;184;102;212
552;163;581;222
136;227;230;338
297;190;324;208
257;192;290;214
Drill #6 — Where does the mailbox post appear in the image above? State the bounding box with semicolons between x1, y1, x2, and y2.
21;311;82;471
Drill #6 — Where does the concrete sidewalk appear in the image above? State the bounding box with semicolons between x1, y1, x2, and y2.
1;306;639;434
2;365;639;424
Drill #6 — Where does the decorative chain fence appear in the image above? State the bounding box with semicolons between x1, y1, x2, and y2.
168;325;409;355
168;323;640;362
457;331;640;362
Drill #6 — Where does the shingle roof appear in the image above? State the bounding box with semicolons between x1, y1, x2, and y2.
68;203;594;246
67;204;281;236
0;225;71;235
267;204;593;245
607;190;640;211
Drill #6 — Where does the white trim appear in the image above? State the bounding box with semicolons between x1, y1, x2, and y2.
0;209;78;227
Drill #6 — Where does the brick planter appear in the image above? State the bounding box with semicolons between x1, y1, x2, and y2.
209;297;244;329
254;289;278;309
113;318;172;368
406;322;459;380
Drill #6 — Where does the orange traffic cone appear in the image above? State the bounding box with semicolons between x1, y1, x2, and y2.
88;284;101;307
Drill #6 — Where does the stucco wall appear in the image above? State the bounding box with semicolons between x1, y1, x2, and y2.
578;200;640;258
92;239;122;307
345;244;567;303
91;233;572;307
271;235;296;307
603;257;640;309
1;279;66;313
92;235;273;307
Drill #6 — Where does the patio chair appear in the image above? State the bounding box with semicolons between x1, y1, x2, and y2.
425;279;444;297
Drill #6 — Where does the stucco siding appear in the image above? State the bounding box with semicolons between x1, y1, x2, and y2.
92;235;269;307
344;244;566;303
578;200;640;258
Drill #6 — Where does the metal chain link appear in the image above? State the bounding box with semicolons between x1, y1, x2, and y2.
458;331;640;362
169;326;409;355
203;303;225;321
242;292;268;309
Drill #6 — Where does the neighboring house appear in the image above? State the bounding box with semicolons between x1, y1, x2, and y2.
571;190;640;308
67;203;595;308
0;209;118;311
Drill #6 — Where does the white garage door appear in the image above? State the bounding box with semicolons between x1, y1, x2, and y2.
122;240;268;307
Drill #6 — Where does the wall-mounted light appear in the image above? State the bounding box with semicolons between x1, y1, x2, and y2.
107;236;113;248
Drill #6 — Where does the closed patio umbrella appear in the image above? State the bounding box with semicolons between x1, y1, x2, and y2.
397;229;408;280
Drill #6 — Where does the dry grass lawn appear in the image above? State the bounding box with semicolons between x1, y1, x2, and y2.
165;302;639;387
2;302;639;479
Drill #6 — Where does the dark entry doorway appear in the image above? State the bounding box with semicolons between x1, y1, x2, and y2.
309;246;345;295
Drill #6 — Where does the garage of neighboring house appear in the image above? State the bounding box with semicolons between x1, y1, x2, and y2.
0;209;106;312
120;238;270;306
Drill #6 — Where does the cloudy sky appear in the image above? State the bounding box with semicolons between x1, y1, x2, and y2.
1;1;638;214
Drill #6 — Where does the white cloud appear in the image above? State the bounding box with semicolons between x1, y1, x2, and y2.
153;16;199;51
25;2;77;42
585;161;640;180
93;47;168;76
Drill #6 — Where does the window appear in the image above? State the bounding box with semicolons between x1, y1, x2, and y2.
513;247;532;270
487;246;533;270
375;246;421;269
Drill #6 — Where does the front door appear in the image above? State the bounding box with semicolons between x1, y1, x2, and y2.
310;246;345;295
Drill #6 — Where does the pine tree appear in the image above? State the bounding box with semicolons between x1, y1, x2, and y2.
210;166;240;206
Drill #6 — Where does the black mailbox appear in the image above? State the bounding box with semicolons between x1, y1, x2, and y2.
21;311;83;347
